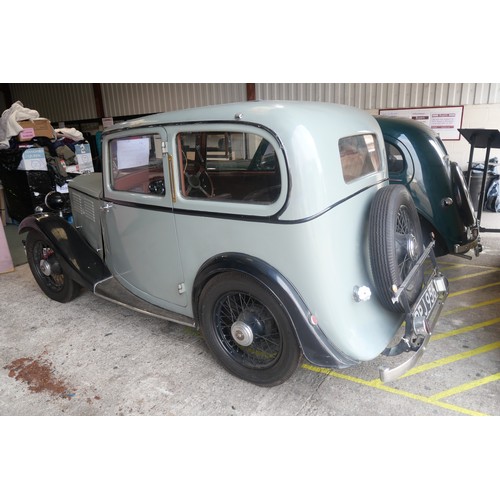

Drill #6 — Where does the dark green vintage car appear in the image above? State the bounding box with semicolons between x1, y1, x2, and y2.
376;116;481;257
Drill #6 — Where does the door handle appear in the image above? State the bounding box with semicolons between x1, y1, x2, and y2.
100;202;114;212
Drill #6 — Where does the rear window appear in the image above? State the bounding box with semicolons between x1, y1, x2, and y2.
339;134;382;183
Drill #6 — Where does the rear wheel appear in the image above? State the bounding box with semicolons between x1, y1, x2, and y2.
369;185;424;312
25;231;80;303
199;272;302;386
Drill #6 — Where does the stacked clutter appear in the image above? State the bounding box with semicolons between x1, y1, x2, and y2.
0;101;94;223
469;157;500;213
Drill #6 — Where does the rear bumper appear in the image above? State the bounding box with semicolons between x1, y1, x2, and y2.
453;225;481;255
378;239;449;383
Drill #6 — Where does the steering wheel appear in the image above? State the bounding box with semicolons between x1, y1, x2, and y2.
184;169;214;197
148;177;165;195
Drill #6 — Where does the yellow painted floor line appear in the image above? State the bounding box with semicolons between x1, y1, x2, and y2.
432;318;500;341
448;269;500;282
449;281;500;298
429;373;500;401
442;298;500;316
439;261;500;271
399;341;500;378
438;264;464;272
300;363;488;416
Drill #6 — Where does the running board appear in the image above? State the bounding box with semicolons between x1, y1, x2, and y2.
94;277;196;328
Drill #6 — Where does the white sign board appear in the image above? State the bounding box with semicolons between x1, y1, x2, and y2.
379;106;464;140
116;137;150;169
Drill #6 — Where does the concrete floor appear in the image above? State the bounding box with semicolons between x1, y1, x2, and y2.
1;214;499;417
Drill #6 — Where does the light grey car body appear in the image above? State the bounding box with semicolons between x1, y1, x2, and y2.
20;101;449;385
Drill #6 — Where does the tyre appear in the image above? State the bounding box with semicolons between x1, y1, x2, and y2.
199;272;302;386
369;185;424;312
25;231;80;303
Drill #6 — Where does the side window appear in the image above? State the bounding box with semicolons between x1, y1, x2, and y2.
177;131;281;203
109;134;165;195
339;134;382;183
385;142;406;174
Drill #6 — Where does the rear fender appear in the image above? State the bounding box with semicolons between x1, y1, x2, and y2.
19;213;111;290
192;253;357;370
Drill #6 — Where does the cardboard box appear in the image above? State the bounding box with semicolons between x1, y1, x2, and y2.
67;143;94;173
17;118;54;142
18;147;48;171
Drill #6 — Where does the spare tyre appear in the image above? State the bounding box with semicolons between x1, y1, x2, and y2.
369;185;424;312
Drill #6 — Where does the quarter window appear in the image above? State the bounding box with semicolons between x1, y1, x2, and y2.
177;131;281;203
339;134;382;183
109;134;165;195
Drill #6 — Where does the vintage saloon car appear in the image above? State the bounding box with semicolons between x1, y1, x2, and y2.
376;116;480;258
19;101;448;386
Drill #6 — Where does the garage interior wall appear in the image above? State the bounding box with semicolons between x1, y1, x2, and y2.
4;82;500;166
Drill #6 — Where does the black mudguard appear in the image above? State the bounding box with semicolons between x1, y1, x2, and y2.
192;253;358;370
19;213;111;290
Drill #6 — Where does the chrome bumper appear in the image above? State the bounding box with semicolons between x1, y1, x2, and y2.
453;225;481;256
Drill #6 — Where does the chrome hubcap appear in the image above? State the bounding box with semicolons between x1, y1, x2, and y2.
39;259;52;277
230;320;254;347
407;234;418;261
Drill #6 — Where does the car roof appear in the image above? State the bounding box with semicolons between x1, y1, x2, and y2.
105;100;379;141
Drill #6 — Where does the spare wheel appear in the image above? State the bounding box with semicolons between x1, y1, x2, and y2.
369;184;424;312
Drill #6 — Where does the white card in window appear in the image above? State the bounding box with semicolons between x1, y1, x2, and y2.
117;137;150;169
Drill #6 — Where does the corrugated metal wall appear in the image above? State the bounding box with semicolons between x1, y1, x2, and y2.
101;83;247;116
9;83;97;122
6;83;500;123
7;83;247;123
255;83;500;109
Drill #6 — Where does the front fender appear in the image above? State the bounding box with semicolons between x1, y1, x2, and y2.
192;253;357;370
19;212;111;290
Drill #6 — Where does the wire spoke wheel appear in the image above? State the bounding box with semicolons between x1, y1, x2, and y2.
31;240;66;293
199;272;301;386
214;291;282;369
395;205;419;281
26;231;79;303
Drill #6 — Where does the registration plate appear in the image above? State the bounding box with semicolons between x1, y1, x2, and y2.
412;278;439;321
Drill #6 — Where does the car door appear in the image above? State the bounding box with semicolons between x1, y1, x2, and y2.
101;127;187;308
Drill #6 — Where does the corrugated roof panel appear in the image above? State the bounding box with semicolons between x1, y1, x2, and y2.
255;83;500;108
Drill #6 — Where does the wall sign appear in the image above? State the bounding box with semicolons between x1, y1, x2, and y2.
379;105;464;140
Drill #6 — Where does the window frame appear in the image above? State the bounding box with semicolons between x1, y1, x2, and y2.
169;123;288;218
176;127;283;205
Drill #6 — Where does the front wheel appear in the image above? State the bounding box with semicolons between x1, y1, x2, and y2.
25;231;80;303
199;272;302;386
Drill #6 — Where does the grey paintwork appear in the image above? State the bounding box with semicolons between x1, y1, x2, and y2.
68;101;403;363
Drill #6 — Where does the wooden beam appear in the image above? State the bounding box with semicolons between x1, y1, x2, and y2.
0;84;13;108
246;83;256;101
93;83;104;118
